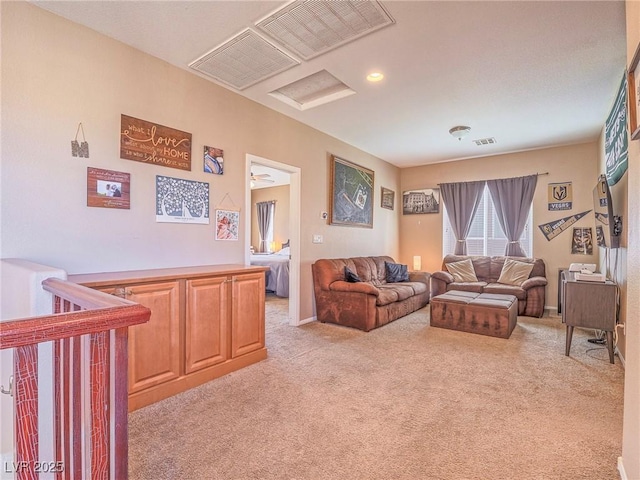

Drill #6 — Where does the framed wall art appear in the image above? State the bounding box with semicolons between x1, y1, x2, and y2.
87;167;130;209
629;42;640;141
329;155;374;228
380;187;394;210
204;146;224;174
156;175;209;224
120;114;192;171
571;227;593;255
402;188;440;214
215;209;239;241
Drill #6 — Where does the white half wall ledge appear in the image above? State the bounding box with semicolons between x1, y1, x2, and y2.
0;258;67;478
1;258;67;321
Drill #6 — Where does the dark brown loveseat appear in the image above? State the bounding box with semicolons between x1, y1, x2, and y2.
430;255;547;317
312;256;430;331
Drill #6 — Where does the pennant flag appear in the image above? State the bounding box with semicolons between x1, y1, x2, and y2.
538;210;591;241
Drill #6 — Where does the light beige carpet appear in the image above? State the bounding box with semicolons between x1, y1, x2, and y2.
129;295;624;480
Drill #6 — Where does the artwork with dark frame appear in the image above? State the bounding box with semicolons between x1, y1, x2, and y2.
571;227;593;255
402;188;440;214
628;42;640;141
329;155;374;228
381;187;394;210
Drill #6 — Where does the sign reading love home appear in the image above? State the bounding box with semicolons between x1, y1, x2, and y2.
120;114;192;171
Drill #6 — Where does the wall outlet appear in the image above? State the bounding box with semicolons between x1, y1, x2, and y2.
312;234;323;244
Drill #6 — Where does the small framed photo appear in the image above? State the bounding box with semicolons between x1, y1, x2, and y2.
204;146;224;174
402;188;440;214
571;227;593;255
87;167;130;209
215;209;239;241
380;187;394;210
629;42;640;141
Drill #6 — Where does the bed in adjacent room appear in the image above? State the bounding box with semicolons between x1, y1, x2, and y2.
250;245;290;298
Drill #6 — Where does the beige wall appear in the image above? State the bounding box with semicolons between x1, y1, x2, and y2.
0;2;401;322
251;185;290;251
400;142;600;310
621;1;640;478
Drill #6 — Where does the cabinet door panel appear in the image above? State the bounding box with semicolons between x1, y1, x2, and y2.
232;272;265;357
125;282;181;393
186;277;228;374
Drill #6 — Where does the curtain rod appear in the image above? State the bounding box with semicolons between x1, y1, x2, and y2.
437;172;549;186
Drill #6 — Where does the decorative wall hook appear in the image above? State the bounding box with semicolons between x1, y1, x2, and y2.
71;122;90;158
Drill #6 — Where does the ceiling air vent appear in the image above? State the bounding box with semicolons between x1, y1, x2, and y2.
473;137;497;146
269;70;355;111
189;29;300;91
256;0;395;61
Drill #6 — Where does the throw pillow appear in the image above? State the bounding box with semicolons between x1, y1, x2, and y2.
385;262;409;283
445;259;478;283
344;266;362;283
497;258;534;286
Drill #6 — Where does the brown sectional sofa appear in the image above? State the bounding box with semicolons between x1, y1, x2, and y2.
430;254;547;317
312;256;430;331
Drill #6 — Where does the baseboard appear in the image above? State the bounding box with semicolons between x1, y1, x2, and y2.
298;315;316;326
544;306;559;317
618;456;627;480
615;347;626;368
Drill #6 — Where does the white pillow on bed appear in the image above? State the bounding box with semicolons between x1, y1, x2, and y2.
276;247;290;256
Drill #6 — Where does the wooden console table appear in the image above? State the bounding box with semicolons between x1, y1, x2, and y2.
69;264;268;410
560;270;617;364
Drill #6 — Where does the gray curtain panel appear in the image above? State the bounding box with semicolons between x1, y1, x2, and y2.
487;174;538;257
256;201;274;252
440;180;486;255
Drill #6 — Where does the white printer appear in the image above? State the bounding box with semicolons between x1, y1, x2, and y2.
569;263;606;282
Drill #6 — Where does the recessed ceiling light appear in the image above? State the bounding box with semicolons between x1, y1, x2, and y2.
367;72;384;82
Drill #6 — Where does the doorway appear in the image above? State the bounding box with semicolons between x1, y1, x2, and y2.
245;154;300;326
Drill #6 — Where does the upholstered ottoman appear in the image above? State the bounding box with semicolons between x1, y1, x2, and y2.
430;291;518;339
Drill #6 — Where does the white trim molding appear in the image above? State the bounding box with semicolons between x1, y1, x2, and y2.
618;456;627;480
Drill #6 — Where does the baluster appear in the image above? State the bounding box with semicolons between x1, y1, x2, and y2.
90;331;110;479
14;344;38;480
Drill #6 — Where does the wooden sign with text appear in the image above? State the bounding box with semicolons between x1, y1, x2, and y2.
87;167;131;209
120;114;192;171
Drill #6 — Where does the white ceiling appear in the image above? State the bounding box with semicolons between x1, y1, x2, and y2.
31;0;627;168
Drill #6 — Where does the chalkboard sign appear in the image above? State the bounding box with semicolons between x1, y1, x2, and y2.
120;115;192;171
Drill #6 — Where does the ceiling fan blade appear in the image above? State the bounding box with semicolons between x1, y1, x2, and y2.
252;173;271;179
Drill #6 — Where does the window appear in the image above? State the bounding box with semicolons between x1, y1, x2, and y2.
443;186;532;257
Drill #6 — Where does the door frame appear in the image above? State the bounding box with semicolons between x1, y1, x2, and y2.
245;153;301;326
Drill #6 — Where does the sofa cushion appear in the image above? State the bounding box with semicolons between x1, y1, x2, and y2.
497;258;534;286
385;262;409;283
445;258;478;283
405;281;428;296
442;255;491;281
376;287;400;306
379;283;415;301
447;282;487;294
344;266;362;283
483;282;526;300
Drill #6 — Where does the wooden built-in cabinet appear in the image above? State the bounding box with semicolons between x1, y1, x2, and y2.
69;264;268;410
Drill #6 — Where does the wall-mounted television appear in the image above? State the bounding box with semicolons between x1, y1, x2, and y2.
593;175;621;249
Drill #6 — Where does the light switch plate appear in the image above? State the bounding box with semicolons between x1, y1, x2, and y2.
312;234;323;244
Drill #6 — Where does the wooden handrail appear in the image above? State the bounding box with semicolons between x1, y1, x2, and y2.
1;276;151;480
0;278;149;349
